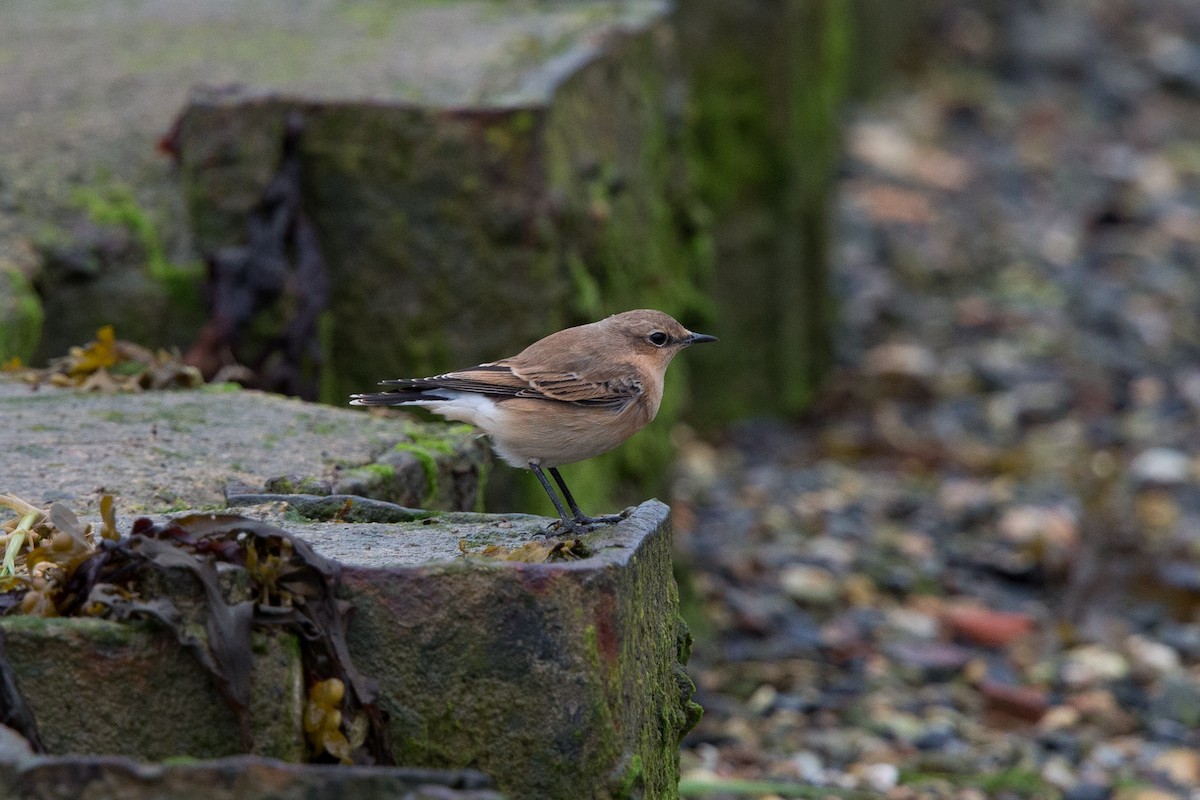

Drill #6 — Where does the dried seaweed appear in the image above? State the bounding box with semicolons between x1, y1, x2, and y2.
183;112;330;400
0;495;392;765
4;325;203;392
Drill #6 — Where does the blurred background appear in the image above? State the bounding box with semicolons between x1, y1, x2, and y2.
3;0;1200;797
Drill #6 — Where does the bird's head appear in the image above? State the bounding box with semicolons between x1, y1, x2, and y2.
604;309;717;367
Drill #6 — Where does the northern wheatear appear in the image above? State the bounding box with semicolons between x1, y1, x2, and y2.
350;309;716;534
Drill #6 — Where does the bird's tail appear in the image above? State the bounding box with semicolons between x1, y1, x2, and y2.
349;383;451;407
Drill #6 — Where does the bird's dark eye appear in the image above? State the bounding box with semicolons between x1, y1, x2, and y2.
648;331;669;347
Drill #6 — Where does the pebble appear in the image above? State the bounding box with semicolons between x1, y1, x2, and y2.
1150;747;1200;786
857;761;900;792
1125;634;1181;678
980;681;1050;722
1062;784;1113;800
943;604;1036;647
779;564;840;606
1061;646;1131;688
673;1;1200;795
1129;448;1193;487
1040;756;1078;790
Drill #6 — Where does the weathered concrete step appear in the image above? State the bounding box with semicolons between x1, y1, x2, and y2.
0;726;502;800
0;378;489;516
0;618;305;762
0;500;698;800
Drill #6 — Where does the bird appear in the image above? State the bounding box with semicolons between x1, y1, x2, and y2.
350;309;717;535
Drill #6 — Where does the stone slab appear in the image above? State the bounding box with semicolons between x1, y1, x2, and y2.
0;378;489;516
0;0;672;362
0;618;304;762
0;726;502;800
333;500;699;800
0;499;697;799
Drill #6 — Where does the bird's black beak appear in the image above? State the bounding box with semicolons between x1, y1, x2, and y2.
684;331;718;345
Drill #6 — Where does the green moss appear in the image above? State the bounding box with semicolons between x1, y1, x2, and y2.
0;268;44;363
71;183;203;311
614;754;644;799
317;310;339;405
361;462;397;480
392;444;438;505
199;382;243;393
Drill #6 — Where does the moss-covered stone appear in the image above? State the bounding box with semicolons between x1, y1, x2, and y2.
0;266;43;364
338;501;696;799
0;617;303;761
676;0;854;424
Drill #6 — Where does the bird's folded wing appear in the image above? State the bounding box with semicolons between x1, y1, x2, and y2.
381;362;641;409
509;363;642;409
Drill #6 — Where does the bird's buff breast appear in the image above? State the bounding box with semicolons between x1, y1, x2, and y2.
487;397;652;468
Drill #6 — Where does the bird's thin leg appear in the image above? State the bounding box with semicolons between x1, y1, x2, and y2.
548;467;624;526
530;464;584;536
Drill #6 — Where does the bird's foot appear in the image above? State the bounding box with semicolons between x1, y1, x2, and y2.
572;506;634;527
546;507;633;537
545;518;591;538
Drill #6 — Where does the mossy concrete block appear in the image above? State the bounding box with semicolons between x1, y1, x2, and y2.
0;727;502;800
294;500;700;800
0;497;697;796
172;0;708;515
677;0;855;423
0;378;488;517
0;267;43;364
0;617;303;761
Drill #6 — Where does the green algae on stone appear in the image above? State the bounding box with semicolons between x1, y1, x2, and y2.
679;0;856;424
0;268;43;363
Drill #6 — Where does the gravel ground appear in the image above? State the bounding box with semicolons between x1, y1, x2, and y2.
673;2;1200;798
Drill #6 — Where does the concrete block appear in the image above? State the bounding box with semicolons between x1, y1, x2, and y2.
0;378;488;517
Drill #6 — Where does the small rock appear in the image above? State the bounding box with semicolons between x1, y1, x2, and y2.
885;606;939;640
1061;645;1130;688
1039;705;1081;731
887;642;975;681
1068;689;1136;734
1150;747;1200;787
780;564;840;606
791;751;824;784
863;342;938;383
1062;783;1112;800
1119;790;1178;800
856;762;899;792
1125;634;1180;678
1149;33;1200;96
943;604;1035;647
938;478;1000;526
912;724;957;751
1040;755;1077;790
1013;380;1072;425
981;681;1050;723
1148;675;1200;728
746;684;778;716
1129;448;1192;487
